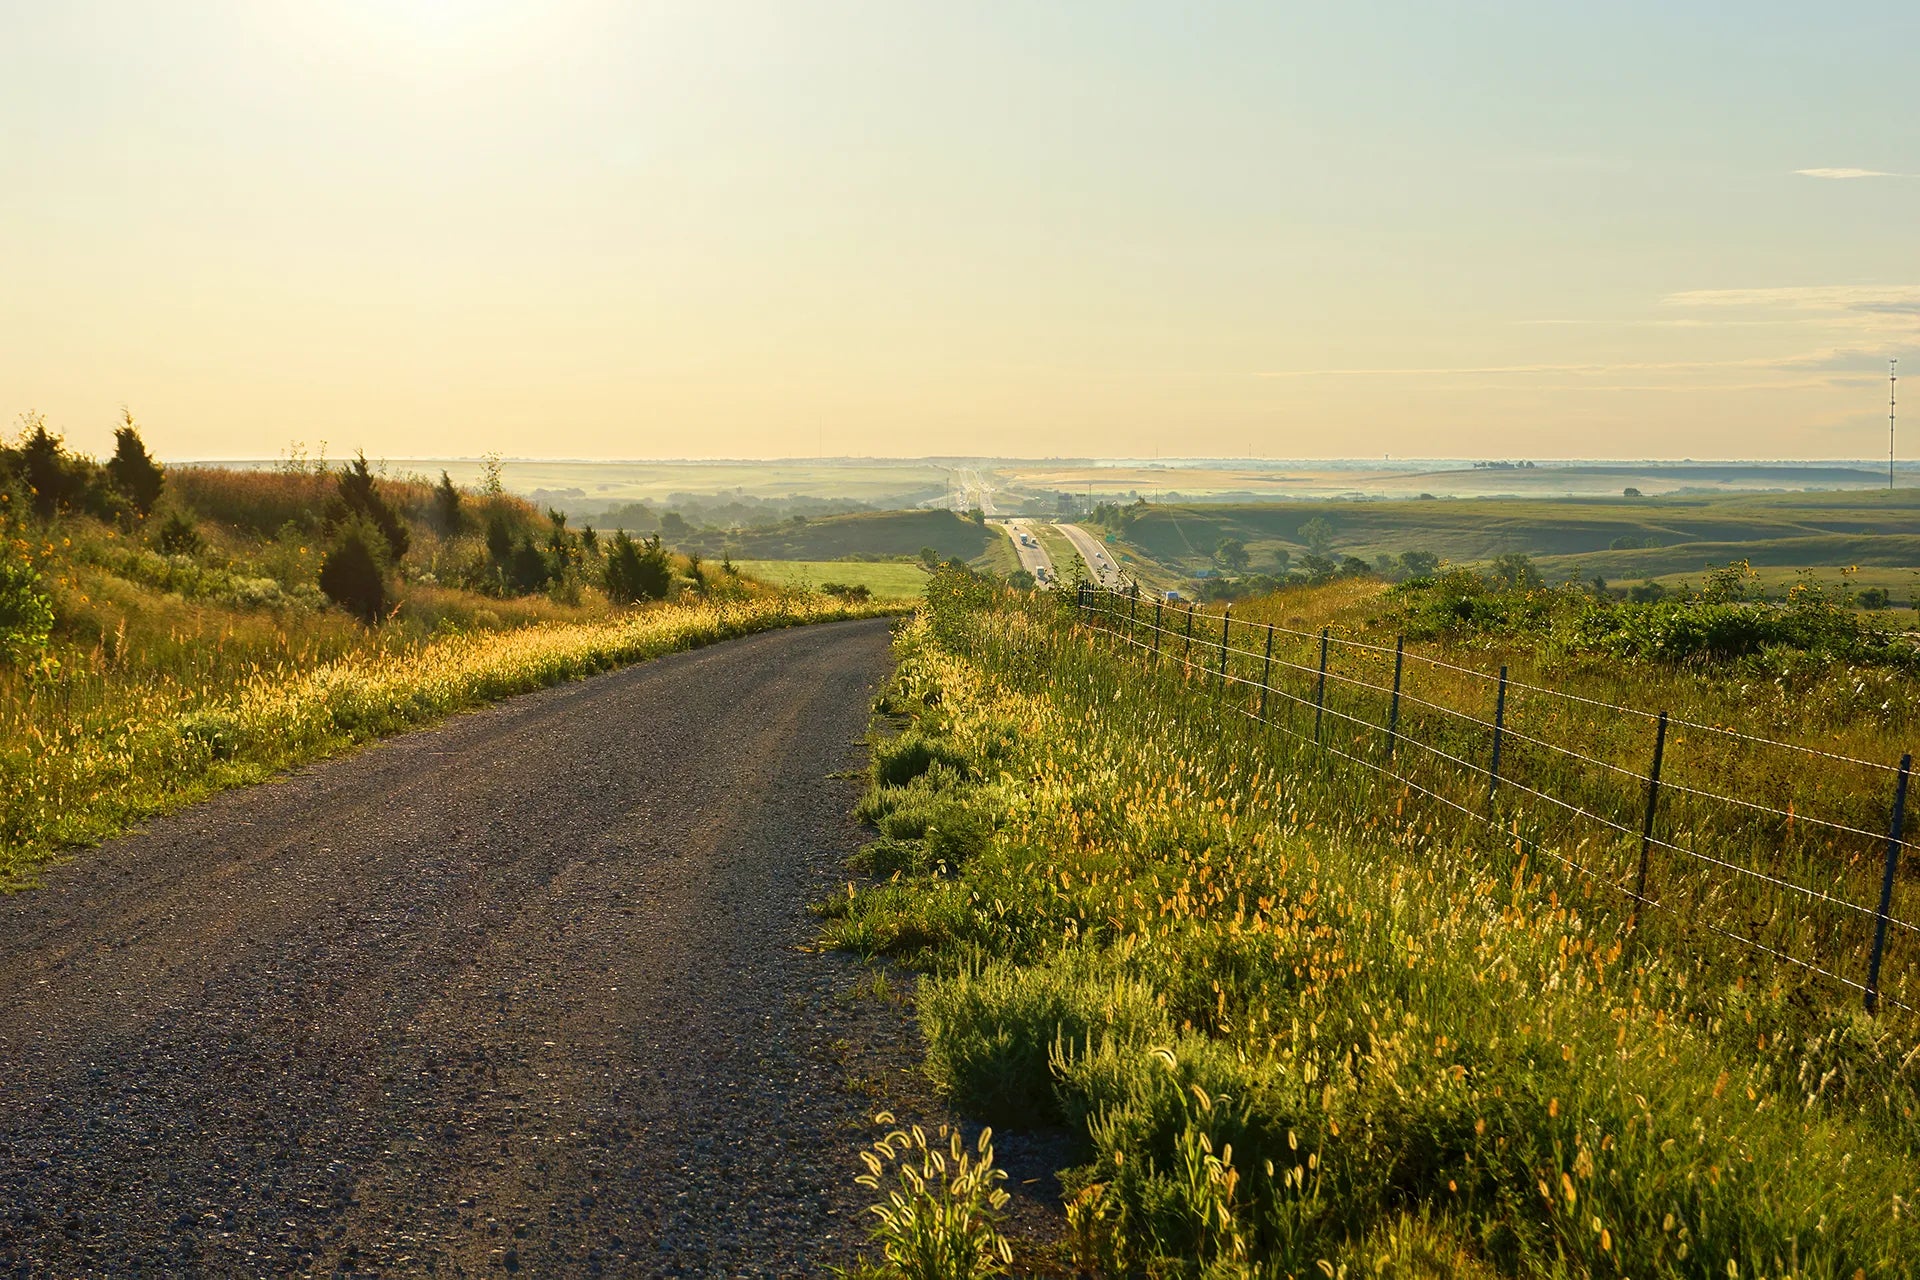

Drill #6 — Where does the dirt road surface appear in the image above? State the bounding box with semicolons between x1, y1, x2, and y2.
0;618;917;1277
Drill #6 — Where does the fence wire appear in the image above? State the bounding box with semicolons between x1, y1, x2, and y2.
1075;585;1917;1015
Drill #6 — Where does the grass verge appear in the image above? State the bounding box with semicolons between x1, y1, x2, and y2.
823;570;1920;1278
3;593;900;885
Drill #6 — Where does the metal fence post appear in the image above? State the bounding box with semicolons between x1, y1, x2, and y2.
1151;599;1162;663
1216;608;1231;692
1257;623;1274;721
1630;711;1670;929
1385;635;1405;759
1313;627;1330;744
1182;604;1195;667
1487;665;1509;802
1128;588;1138;647
1866;752;1912;1015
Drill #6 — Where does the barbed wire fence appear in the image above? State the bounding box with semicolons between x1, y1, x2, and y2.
1073;582;1917;1016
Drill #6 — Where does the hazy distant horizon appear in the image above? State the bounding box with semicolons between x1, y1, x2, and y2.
7;4;1914;462
176;454;1918;470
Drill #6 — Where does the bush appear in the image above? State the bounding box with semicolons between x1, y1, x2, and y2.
1;414;122;523
317;519;392;623
0;545;55;665
603;531;672;604
154;510;204;556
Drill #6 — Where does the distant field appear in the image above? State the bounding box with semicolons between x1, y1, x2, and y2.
994;460;1906;502
1115;489;1920;579
688;508;1001;564
733;560;928;598
1639;564;1920;599
203;458;953;509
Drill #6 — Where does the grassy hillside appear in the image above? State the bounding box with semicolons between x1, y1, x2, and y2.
733;559;928;598
682;508;1002;564
828;572;1920;1276
0;426;899;882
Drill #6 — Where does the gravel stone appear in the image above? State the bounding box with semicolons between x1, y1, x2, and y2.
0;618;943;1276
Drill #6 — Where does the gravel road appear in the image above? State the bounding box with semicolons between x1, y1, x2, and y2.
0;617;920;1277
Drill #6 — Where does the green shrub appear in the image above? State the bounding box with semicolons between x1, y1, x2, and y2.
0;545;55;665
154;510;204;556
603;530;672;604
317;518;392;623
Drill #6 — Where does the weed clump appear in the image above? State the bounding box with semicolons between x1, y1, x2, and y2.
873;730;971;789
852;1113;1012;1279
920;951;1167;1127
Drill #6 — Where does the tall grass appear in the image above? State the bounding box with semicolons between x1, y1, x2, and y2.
825;571;1920;1277
1090;580;1920;1011
2;592;896;883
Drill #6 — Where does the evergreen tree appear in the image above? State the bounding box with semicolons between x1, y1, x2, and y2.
430;470;465;536
106;414;165;516
318;518;392;623
332;452;409;561
604;531;672;604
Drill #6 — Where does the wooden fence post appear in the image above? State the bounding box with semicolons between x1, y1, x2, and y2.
1630;711;1670;930
1216;608;1231;692
1257;623;1274;720
1866;753;1912;1014
1487;665;1509;802
1385;636;1405;759
1313;627;1330;744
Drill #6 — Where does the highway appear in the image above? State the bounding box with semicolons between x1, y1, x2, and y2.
1057;523;1132;591
995;519;1056;588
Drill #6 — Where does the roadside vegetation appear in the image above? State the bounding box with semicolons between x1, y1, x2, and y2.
0;413;900;883
828;566;1920;1278
733;559;932;599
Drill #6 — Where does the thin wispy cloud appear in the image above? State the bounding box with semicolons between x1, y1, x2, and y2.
1259;285;1919;386
1793;167;1911;179
1255;356;1819;379
1663;285;1920;343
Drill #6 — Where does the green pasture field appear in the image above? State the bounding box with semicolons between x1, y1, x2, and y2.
991;459;1905;502
732;559;929;598
1115;488;1920;581
698;508;1002;564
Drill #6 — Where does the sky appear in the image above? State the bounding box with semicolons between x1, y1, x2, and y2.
3;1;1917;462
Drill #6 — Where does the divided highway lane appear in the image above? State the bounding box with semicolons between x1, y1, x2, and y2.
0;619;920;1277
1057;523;1132;591
995;519;1056;587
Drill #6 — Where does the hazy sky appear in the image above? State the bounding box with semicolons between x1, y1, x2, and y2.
4;2;1917;461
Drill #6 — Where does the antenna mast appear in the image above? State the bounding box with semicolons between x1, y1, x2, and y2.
1893;358;1900;490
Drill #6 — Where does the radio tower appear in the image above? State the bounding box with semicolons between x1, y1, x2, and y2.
1893;359;1900;490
